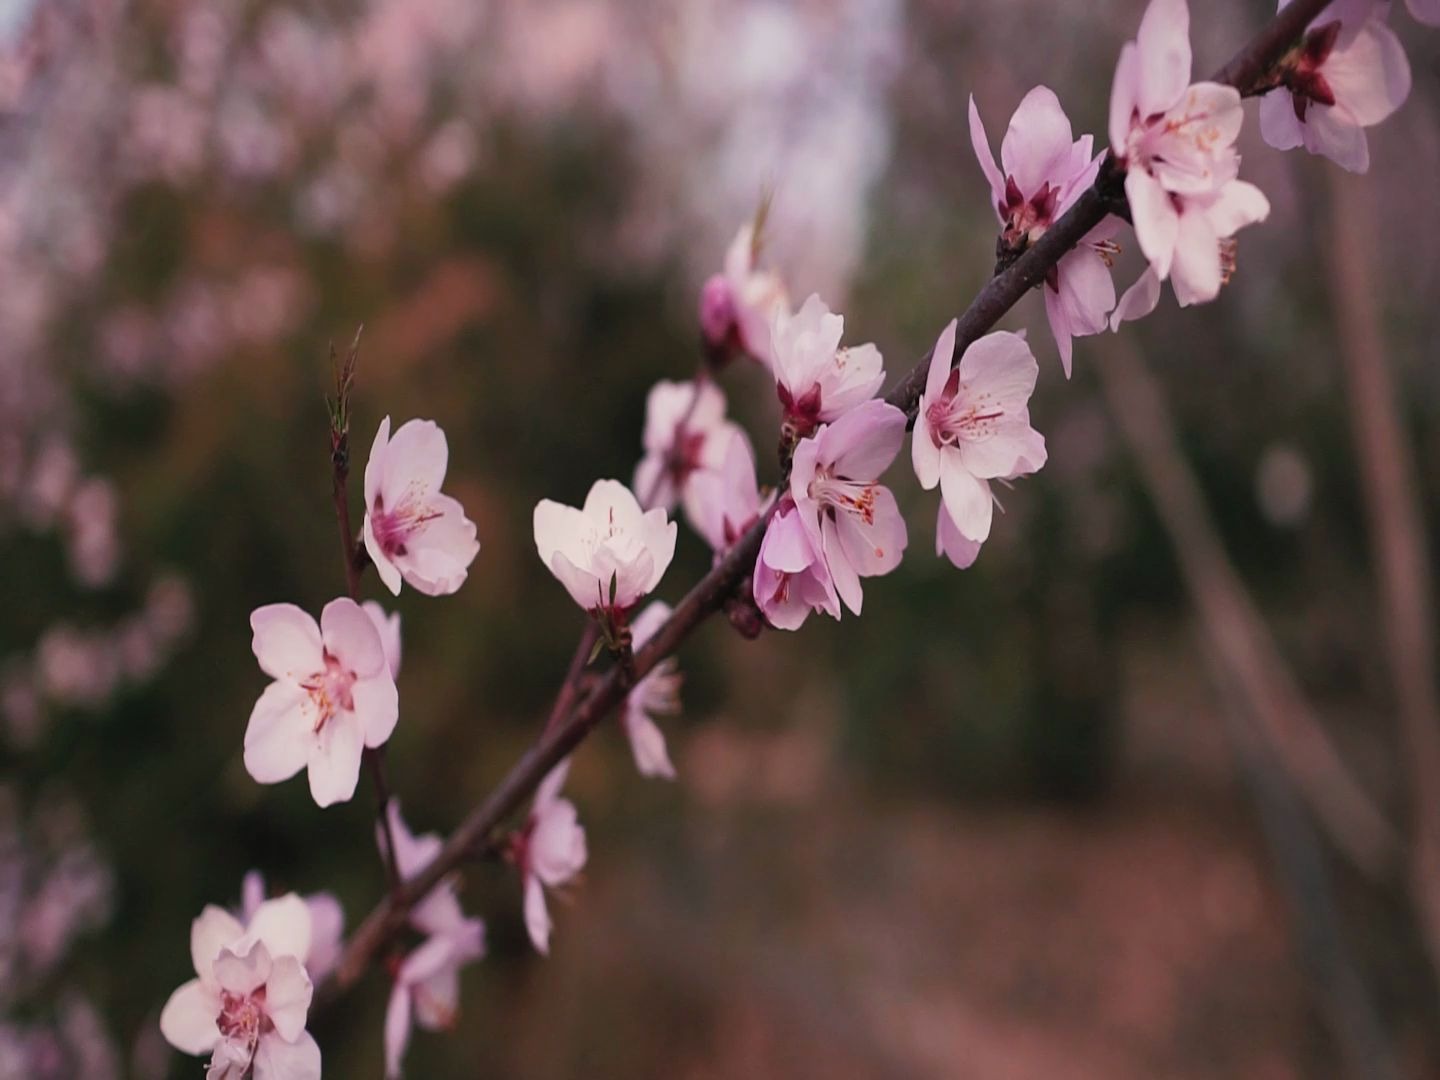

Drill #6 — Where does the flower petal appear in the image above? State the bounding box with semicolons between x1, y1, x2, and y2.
320;597;386;679
306;713;364;808
159;979;221;1055
352;674;399;749
264;955;314;1043
244;682;313;786
250;605;323;684
252;1030;321;1080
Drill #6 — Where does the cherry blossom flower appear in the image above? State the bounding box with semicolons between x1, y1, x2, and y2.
362;416;481;597
1109;177;1271;323
770;294;885;439
240;871;344;984
533;479;677;621
698;222;790;367
968;87;1118;375
159;894;320;1080
514;761;587;955
687;431;768;558
381;801;466;937
1108;0;1268;305
243;599;399;808
375;802;488;1075
621;602;681;780
362;600;403;679
1258;0;1411;173
789;398;909;615
912;320;1046;552
632;378;742;517
752;497;841;631
384;919;486;1079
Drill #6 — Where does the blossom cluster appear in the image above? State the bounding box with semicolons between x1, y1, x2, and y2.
158;0;1435;1075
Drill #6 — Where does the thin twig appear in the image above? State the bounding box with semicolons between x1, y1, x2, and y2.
1326;170;1440;982
1093;336;1396;875
319;0;1337;1000
327;333;403;898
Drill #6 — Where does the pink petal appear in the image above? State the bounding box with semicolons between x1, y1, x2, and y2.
760;505;818;574
911;409;942;490
1110;268;1163;329
190;905;244;981
263;955;314;1043
1001;85;1075;195
1108;41;1141;154
320;597;386;679
393;494;480;597
1302;104;1371;172
1258;89;1304;151
548;550;604;612
352;674;399;749
523;876;552;956
534;760;571;811
1126;168;1179;279
530;799;587;885
1169;206;1222;307
833;485;907;578
1325;20;1410;127
956;330;1037;411
306;713;364;808
252;1030;321;1080
363;416;391;514
363;514;404;596
958;420;1047;481
1134;0;1192;116
1206;180;1270;237
1409;0;1440;25
245;894;313;966
937;509;984;570
925;318;958;404
821;516;864;615
303;894;344;982
243;682;313;785
214;941;272;996
384;982;413;1080
967;95;1006;214
816;399;907;481
378;419;449;509
629;601;670;650
624;708;677;780
159;978;220;1055
361;601;402;679
581;478;646;535
413;967;462;1031
250;605;323;683
940;455;994;542
1043;286;1074;378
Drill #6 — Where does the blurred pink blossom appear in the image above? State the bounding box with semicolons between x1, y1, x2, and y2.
771;294;884;437
517;761;587;956
633;378;742;516
621;601;681;780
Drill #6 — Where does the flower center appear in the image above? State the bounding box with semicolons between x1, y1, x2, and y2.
371;490;441;558
808;470;878;527
301;651;356;732
217;987;272;1049
926;371;1006;448
999;176;1058;250
1284;21;1340;122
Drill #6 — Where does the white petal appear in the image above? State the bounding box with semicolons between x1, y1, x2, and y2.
252;1030;321;1080
306;713;365;808
245;894;313;966
523;875;552;956
263;955;314;1043
352;674;399;749
250;605;323;683
244;682;313;785
190;905;244;980
320;597;387;678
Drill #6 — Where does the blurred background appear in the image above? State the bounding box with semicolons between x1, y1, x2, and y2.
3;0;1440;1076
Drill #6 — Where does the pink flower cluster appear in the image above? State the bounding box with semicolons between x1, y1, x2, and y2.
156;0;1437;1074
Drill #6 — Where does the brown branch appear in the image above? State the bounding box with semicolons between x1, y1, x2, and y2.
1326;171;1440;981
1093;336;1396;874
327;333;403;898
320;0;1338;1000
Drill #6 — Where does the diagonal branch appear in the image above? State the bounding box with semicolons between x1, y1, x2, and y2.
321;0;1336;999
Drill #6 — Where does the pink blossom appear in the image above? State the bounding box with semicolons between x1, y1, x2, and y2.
1108;0;1268;305
698;222;790;367
752;497;842;631
159;894;320;1080
789;399;909;615
1258;0;1411;174
622;602;681;780
687;431;768;558
380;802;467;938
968;87;1118;375
243;599;400;808
516;761;587;955
362;600;403;679
1109;176;1271;322
533;479;677;619
239;872;344;984
362;416;481;597
770;294;885;438
384;919;486;1079
912;321;1046;551
632;378;742;516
